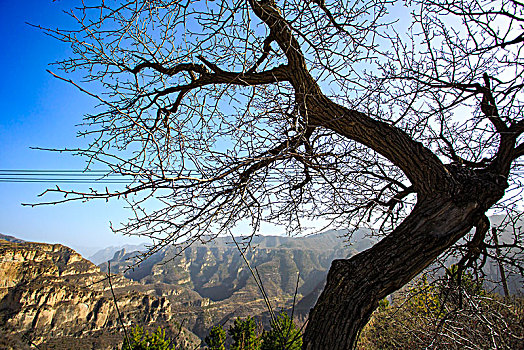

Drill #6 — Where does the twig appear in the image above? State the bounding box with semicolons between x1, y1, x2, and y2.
107;261;131;349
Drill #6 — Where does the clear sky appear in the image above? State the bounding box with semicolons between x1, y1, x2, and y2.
0;1;422;256
0;1;150;256
0;0;289;256
4;1;507;257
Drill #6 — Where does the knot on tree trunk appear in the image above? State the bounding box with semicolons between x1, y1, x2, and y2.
446;165;507;206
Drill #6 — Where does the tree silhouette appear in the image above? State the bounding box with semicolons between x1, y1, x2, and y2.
38;0;524;348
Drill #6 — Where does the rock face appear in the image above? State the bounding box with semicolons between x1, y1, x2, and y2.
0;239;198;350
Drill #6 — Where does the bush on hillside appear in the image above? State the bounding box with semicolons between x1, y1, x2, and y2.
358;270;524;349
204;313;303;350
122;325;175;350
205;324;227;350
261;312;302;350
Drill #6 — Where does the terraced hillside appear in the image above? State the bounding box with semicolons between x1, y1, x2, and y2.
99;230;376;337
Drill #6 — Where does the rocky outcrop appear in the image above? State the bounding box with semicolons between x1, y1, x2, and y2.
0;239;199;349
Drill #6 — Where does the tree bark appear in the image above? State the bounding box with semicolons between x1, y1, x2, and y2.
303;191;504;349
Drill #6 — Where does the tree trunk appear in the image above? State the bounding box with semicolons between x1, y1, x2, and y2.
302;195;495;349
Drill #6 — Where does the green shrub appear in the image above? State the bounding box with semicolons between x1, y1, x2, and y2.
122;325;175;350
204;313;303;350
261;312;302;350
228;317;261;350
205;324;226;350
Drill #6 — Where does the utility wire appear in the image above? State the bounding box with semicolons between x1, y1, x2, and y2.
0;169;290;184
0;169;141;184
0;170;136;184
3;169;520;185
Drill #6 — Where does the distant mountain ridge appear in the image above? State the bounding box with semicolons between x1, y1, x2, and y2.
98;229;377;337
90;229;374;263
88;243;148;265
0;233;26;243
100;229;375;298
87;230;366;265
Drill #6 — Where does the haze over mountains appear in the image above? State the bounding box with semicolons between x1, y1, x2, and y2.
1;220;521;349
0;229;375;348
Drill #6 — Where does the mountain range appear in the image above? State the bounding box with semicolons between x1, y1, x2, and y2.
97;229;376;338
1;222;520;349
0;229;374;348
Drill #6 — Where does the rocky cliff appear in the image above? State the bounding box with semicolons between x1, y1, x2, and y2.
0;239;198;350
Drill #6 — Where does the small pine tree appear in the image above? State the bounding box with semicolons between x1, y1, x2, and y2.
228;317;261;350
261;312;302;350
205;324;226;350
122;325;175;350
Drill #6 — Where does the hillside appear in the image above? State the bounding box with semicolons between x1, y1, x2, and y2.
0;239;199;349
100;231;375;300
1;224;520;348
0;230;376;347
97;229;376;337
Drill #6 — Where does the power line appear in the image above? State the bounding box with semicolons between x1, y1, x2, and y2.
0;169;140;184
2;169;521;185
0;170;109;173
0;169;219;184
0;179;131;184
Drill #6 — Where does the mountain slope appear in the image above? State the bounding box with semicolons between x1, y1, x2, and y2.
97;229;376;337
101;230;374;301
0;239;199;349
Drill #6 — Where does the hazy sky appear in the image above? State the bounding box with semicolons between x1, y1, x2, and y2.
0;1;150;256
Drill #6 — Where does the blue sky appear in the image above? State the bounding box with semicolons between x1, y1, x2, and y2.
0;1;428;256
0;0;398;256
0;0;288;256
0;1;149;256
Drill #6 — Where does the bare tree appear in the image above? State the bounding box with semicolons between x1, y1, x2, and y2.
35;0;524;348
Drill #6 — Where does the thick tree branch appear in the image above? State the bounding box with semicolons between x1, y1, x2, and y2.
480;73;506;133
308;99;452;196
457;215;489;270
135;64;291;110
128;60;208;76
247;34;275;74
248;0;307;69
513;143;524;160
248;0;451;196
196;55;224;73
385;186;415;211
